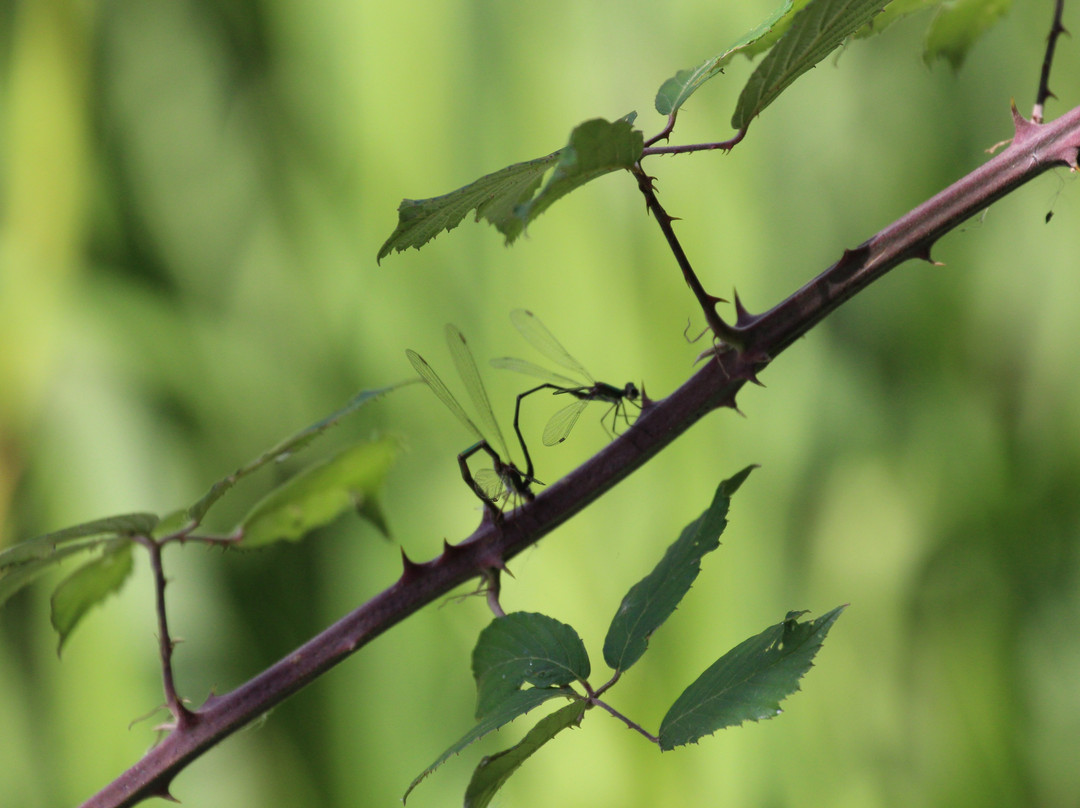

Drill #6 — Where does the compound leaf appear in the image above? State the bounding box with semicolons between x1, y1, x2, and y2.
732;0;889;130
603;467;755;672
464;700;587;808
655;2;794;116
515;116;642;230
403;688;573;804
473;612;590;719
187;383;405;525
377;152;560;261
50;540;134;654
659;606;846;750
237;437;397;548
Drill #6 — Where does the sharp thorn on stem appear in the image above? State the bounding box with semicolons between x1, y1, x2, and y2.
398;547;426;582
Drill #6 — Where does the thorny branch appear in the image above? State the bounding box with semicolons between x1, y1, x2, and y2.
80;99;1080;808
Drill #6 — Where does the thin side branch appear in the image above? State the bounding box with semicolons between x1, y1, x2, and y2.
134;536;194;732
641;129;747;156
1034;0;1068;124
631;165;737;346
588;696;659;744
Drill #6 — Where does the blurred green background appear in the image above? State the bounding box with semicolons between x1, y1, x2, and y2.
3;1;1080;806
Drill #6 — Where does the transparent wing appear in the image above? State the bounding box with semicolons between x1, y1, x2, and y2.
509;309;593;384
473;469;506;501
490;356;581;388
406;349;483;442
542;398;590;446
444;324;509;458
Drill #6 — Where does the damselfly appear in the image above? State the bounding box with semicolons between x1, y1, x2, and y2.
407;324;536;515
491;309;640;452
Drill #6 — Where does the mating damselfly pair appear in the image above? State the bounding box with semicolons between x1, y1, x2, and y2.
407;310;640;517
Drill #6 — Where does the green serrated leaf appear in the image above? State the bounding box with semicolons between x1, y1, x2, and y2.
0;512;157;570
924;0;1010;71
403;688;572;804
655;2;794;116
377;152;561;261
50;541;134;654
732;0;889;131
473;612;591;719
237;437;397;548
187;384;405;525
604;467;756;673
514;117;643;231
658;606;846;750
463;700;587;808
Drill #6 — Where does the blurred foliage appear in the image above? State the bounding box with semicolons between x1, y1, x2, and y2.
1;1;1079;807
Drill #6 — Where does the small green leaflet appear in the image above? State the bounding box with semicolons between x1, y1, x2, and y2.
655;2;794;116
237;437;397;548
473;612;591;719
0;512;157;610
187;383;405;525
0;512;157;570
658;606;846;750
732;0;890;131
50;540;134;655
1;543;115;610
923;0;1011;71
403;688;574;804
377;152;560;262
463;701;587;808
378;115;642;260
603;467;755;672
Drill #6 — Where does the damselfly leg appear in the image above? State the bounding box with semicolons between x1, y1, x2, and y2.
407;325;537;518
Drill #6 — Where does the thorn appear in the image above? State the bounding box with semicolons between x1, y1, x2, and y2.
1010;100;1038;146
732;290;760;329
148;778;179;803
721;394;746;417
441;538;468;559
913;245;944;266
740;367;766;387
399;547;425;582
478;552;510;575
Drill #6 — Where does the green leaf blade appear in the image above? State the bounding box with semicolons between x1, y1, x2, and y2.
924;0;1011;71
50;541;135;654
603;467;755;673
514;116;643;233
403;688;572;804
187;383;405;525
1;542;111;610
377;152;561;261
472;612;591;719
658;606;846;750
732;0;890;130
237;437;398;549
463;701;587;808
655;2;794;116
